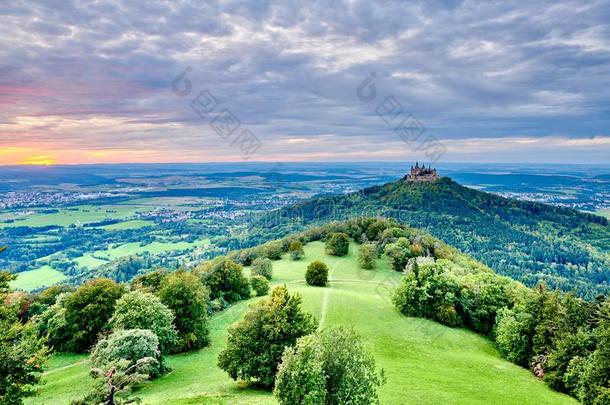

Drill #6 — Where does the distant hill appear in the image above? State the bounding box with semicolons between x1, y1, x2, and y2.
256;177;610;298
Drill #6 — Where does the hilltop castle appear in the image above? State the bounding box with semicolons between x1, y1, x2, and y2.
404;162;439;182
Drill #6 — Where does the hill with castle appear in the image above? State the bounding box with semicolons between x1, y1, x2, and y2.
404;162;439;182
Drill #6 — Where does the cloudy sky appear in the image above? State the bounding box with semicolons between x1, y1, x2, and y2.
1;0;610;165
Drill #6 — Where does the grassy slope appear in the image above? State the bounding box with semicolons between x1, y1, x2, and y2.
10;265;67;291
30;242;578;405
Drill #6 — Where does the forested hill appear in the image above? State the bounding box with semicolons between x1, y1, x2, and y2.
255;177;610;298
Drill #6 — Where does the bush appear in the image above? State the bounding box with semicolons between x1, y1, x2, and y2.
90;329;166;378
251;258;273;280
110;291;177;353
306;261;329;287
274;327;385;405
218;286;317;388
159;271;210;353
250;275;270;296
325;233;349;256
195;258;251;303
358;243;377;270
288;239;304;260
64;278;124;352
392;262;461;327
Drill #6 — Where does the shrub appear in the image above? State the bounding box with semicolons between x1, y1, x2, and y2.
159;271;210;352
288;239;304;260
250;275;270;296
218;286;317;388
392;262;461;327
110;291;177;353
325;233;350;256
306;261;329;287
195;258;251;303
63;278;124;352
358;243;377;270
91;328;166;378
251;258;273;280
274;327;385;405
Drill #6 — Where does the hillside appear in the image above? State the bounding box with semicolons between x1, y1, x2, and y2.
256;177;610;297
29;241;576;405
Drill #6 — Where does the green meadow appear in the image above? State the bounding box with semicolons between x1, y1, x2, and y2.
30;242;577;405
10;265;67;291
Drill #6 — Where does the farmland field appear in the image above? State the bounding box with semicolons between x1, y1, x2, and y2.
29;242;577;405
10;265;67;291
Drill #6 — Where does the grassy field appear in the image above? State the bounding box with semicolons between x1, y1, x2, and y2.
92;239;210;261
596;208;610;219
0;204;152;229
29;242;578;405
100;219;155;230
10;265;67;291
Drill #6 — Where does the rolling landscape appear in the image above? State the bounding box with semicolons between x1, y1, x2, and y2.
2;0;610;404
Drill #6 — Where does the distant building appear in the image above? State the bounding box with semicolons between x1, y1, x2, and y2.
404;162;439;182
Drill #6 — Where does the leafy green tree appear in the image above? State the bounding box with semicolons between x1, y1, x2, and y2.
263;241;285;260
250;275;270;296
64;279;125;353
305;261;329;287
251;258;273;280
288;240;305;260
325;233;349;257
392;261;461;326
130;269;168;293
384;237;412;272
195;258;251;303
459;273;513;335
358;243;377;270
493;307;535;366
36;292;72;352
159;271;210;353
0;273;48;405
218;285;317;388
91;329;166;378
110;291;177;353
275;327;385;405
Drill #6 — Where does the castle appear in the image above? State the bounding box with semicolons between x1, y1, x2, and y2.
404;162;439;182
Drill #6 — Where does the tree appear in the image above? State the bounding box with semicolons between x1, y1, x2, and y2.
250;275;269;296
384;237;412;272
459;273;512;335
325;233;349;257
274;327;385;405
0;283;47;404
358;243;377;270
159;271;210;352
130;269;168;294
251;258;273;280
218;285;317;388
493;307;535;366
263;241;285;260
392;261;461;326
90;329;166;379
64;279;125;353
288;240;305;260
75;358;156;405
305;261;329;287
195;258;251;303
110;291;177;353
36;292;72;352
